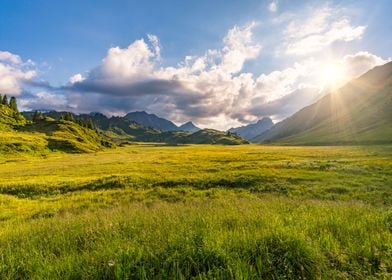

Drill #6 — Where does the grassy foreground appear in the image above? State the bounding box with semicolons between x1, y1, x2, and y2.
0;144;391;279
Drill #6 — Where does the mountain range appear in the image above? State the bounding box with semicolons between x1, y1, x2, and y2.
229;117;274;140
125;111;200;132
15;110;247;152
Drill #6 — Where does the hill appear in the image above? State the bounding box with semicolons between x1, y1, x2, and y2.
254;61;392;145
229;117;274;140
2;104;113;153
19;119;113;153
0;99;26;130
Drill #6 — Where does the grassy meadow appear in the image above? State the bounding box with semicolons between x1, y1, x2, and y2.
0;144;391;279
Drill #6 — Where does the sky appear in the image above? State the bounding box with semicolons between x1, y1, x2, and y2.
0;0;391;129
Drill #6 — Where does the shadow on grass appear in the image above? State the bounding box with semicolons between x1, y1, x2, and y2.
0;175;295;198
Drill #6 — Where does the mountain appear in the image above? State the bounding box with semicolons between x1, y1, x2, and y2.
125;111;178;131
229;117;274;140
125;111;201;132
253;61;392;145
22;111;247;145
178;121;200;133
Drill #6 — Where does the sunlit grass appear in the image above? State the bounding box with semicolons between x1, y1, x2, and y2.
0;144;391;279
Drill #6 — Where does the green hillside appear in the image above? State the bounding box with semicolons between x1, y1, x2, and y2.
254;61;392;145
1;100;113;154
0;101;26;130
0;97;48;153
20;119;113;153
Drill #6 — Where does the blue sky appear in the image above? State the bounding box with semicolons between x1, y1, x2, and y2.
0;0;391;129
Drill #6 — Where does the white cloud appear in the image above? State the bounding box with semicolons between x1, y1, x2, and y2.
268;1;278;12
0;51;36;95
0;51;22;64
342;51;390;78
100;39;157;80
220;22;262;74
147;34;161;61
283;6;366;55
19;91;68;112
18;13;387;130
69;73;85;84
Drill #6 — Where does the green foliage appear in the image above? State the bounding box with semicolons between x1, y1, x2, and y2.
9;96;18;112
2;94;8;105
0;99;26;129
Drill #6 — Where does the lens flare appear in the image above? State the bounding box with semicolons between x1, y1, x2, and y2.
320;62;347;89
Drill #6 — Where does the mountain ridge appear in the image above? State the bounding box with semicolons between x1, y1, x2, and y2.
229;117;274;140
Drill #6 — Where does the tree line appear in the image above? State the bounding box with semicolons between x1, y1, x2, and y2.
32;111;96;130
1;94;96;130
0;94;18;112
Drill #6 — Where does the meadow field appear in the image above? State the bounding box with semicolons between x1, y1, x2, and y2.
0;144;391;279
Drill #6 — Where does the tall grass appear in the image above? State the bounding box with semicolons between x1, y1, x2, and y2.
1;197;391;279
0;145;391;278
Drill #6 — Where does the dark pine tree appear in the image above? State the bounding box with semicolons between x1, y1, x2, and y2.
62;112;75;122
9;97;18;112
33;111;44;122
2;95;8;106
87;119;95;129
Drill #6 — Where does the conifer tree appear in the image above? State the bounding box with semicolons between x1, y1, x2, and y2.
2;95;8;106
63;112;74;121
33;111;43;122
9;97;18;112
87;119;95;129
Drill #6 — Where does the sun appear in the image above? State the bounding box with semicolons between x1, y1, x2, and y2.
320;62;347;89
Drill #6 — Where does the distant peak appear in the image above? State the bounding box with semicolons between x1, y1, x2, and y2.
257;117;273;124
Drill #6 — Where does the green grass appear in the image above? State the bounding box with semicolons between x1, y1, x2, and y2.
0;144;391;279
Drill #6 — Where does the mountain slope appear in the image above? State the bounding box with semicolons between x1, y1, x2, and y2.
125;111;178;131
178;121;200;132
254;62;392;144
3;106;112;153
0;104;47;153
229;117;274;140
0;103;26;130
19;119;113;153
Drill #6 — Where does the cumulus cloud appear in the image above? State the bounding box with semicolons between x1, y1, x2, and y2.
0;51;22;64
342;51;390;78
17;15;388;130
283;6;366;55
0;51;36;95
53;23;266;128
69;73;85;84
